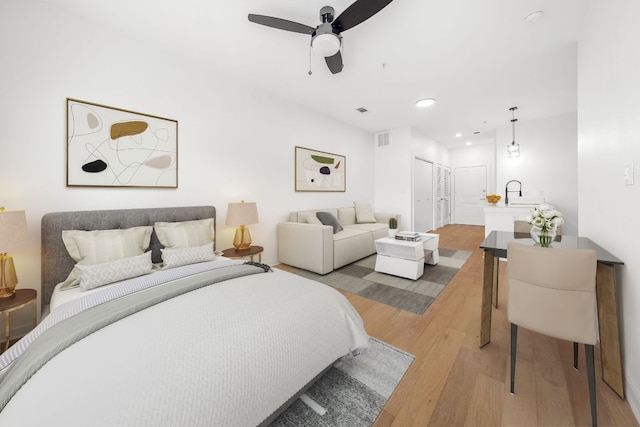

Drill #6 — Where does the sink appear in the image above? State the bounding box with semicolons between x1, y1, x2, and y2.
508;196;545;205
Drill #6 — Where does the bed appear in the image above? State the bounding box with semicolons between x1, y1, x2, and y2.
0;206;369;426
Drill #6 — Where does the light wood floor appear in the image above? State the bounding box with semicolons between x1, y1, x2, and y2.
279;224;638;426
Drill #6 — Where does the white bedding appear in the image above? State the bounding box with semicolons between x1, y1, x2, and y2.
0;263;369;426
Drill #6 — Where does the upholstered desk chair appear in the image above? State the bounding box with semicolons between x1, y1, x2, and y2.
507;242;598;427
492;221;564;308
513;220;531;233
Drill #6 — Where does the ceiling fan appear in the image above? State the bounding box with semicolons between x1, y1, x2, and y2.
248;0;394;74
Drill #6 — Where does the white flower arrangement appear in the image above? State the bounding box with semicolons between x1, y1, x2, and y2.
525;204;564;232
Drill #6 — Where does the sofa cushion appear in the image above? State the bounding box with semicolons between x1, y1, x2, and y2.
333;228;374;269
316;212;344;234
347;223;386;232
332;227;369;241
354;202;377;223
300;211;322;225
338;207;356;226
347;222;387;236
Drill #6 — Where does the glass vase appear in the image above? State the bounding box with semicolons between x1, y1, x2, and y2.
530;226;556;247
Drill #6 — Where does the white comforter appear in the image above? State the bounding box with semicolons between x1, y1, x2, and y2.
0;262;369;426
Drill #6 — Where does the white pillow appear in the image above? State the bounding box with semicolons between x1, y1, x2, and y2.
154;218;214;248
76;252;153;290
300;212;322;225
62;226;153;264
354;202;376;224
60;226;153;289
161;242;216;270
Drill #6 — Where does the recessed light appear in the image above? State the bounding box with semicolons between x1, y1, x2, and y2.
416;98;436;108
473;131;480;135
466;141;472;146
356;107;368;113
455;133;462;138
525;10;543;24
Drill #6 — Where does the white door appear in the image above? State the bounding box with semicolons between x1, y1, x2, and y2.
413;158;434;232
454;165;487;225
435;164;451;228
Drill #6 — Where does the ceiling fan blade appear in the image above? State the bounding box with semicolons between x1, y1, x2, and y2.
333;0;394;32
325;51;344;74
248;14;315;35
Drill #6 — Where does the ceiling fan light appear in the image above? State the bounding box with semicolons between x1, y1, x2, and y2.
312;33;340;57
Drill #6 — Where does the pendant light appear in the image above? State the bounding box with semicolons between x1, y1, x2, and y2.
507;106;520;158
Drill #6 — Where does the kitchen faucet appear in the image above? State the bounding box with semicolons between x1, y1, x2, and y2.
505;180;522;205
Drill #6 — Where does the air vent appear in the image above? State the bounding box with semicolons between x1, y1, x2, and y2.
356;107;368;113
377;132;390;147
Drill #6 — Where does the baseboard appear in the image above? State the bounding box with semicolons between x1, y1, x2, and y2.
626;376;640;424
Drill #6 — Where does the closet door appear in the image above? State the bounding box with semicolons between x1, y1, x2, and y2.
435;164;451;228
413;157;434;232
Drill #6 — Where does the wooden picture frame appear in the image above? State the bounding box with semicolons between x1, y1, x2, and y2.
66;98;178;188
294;146;346;192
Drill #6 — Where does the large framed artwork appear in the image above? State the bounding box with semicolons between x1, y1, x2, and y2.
294;146;346;192
66;98;178;188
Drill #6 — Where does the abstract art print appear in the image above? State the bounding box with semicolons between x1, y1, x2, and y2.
294;146;346;192
66;98;178;188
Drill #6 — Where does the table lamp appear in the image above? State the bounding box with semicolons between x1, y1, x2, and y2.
0;209;28;300
225;201;259;250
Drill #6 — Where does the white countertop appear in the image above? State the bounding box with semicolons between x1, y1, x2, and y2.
484;204;538;211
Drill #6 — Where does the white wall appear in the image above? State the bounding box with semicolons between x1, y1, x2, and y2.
496;113;579;234
374;127;449;231
578;0;640;418
450;143;496;193
0;1;374;329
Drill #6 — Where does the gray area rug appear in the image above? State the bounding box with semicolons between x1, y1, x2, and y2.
270;337;414;426
296;248;472;315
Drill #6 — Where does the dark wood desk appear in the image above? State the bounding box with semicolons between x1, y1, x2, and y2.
479;231;625;398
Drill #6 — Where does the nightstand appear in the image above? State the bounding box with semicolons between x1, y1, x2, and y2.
0;288;37;352
222;246;264;263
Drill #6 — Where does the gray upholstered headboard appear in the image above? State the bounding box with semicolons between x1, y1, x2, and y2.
40;206;216;310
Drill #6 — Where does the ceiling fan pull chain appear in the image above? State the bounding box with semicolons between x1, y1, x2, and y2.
308;44;313;75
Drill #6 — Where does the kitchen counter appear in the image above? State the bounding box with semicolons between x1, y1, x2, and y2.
484;204;538;211
483;204;538;237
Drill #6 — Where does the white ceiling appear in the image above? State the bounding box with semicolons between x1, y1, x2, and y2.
43;0;585;148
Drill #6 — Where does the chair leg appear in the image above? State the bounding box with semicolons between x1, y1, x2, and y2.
510;323;518;394
573;342;579;370
585;344;597;427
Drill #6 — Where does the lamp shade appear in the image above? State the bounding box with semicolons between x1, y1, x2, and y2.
0;210;28;253
225;202;259;226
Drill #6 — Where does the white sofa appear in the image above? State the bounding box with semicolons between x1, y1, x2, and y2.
277;206;397;274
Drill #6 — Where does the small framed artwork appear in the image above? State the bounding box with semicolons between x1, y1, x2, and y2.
294;146;346;192
66;98;178;188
